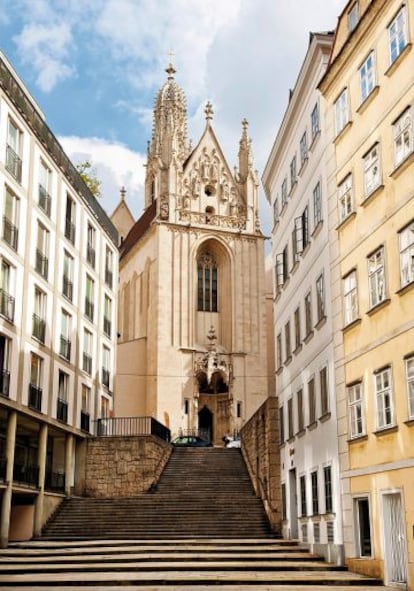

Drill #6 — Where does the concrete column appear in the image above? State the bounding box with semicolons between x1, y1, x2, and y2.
64;433;74;496
0;411;17;548
33;423;48;537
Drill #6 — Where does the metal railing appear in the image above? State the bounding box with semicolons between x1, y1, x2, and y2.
101;368;110;388
0;288;15;323
86;244;95;267
6;144;22;182
59;335;71;360
65;218;76;244
0;369;10;397
28;383;42;411
62;275;73;301
35;249;48;279
85;298;94;321
45;470;64;492
103;317;111;337
94;416;171;442
2;216;18;250
83;353;92;375
80;410;90;432
32;313;46;343
57;398;68;423
38;184;51;216
105;268;113;289
13;462;39;487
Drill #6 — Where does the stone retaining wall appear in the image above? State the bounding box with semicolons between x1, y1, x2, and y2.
84;436;172;497
240;396;281;533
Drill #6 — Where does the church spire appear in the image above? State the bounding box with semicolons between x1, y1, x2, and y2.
238;117;253;181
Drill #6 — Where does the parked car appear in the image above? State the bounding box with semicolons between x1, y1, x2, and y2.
171;435;212;447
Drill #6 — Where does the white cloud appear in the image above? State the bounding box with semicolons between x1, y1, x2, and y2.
58;136;146;219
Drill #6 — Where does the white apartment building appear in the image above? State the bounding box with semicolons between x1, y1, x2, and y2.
0;51;118;547
263;32;344;563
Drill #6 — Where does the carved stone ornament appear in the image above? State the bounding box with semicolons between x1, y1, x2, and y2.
160;195;169;220
194;326;232;387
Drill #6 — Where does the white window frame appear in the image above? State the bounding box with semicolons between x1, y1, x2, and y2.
393;108;413;167
359;52;376;103
374;367;394;430
281;178;288;207
316;273;325;322
405;356;414;419
399;222;414;287
311;102;320;139
348;382;365;438
335;89;350;135
368;247;386;308
300;131;308;166
273;197;279;226
363;143;381;196
343;270;358;325
388;6;408;64
338;174;353;223
313;181;322;226
290;155;297;189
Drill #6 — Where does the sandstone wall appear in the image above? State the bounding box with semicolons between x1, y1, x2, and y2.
84;436;172;497
240;396;281;533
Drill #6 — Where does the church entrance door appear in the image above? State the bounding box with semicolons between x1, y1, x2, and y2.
198;405;213;443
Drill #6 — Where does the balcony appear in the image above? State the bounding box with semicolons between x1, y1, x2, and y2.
57;398;68;423
0;288;15;323
13;463;39;487
102;368;110;389
83;352;92;375
45;470;64;492
105;268;113;289
103;316;111;337
38;184;51;217
28;383;42;411
59;335;71;360
64;218;76;244
62;275;73;301
0;369;10;397
2;216;18;250
32;313;46;343
80;410;90;432
85;298;94;321
6;144;22;183
86;244;95;268
35;249;49;280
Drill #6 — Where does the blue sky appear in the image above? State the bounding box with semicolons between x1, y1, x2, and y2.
0;0;343;227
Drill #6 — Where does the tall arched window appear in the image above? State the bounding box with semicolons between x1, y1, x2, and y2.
197;252;218;312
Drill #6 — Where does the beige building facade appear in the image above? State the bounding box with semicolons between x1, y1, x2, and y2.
320;0;414;586
115;65;269;444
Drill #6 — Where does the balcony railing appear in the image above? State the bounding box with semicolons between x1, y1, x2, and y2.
83;353;92;375
28;383;42;412
103;317;111;337
64;218;76;244
59;335;71;360
32;313;46;343
102;368;110;388
80;410;90;432
57;398;68;423
85;298;94;321
2;216;18;250
0;369;10;397
87;244;95;268
38;184;51;217
105;268;113;289
6;144;22;182
94;416;171;442
13;463;39;487
45;470;65;492
0;288;15;323
35;249;49;279
62;275;73;301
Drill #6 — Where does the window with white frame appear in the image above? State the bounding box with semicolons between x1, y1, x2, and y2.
311;102;320;139
359;52;376;103
85;275;95;321
102;345;111;389
81;384;91;414
33;286;46;343
348;2;359;32
316;274;325;323
0;257;15;322
275;246;288;291
320;366;329;416
313;181;322;226
100;395;109;419
83;328;93;375
62;250;74;301
284;321;291;362
399;222;414;287
348;382;365;438
363;144;381;196
281;178;288;207
3;186;19;251
64;194;76;244
335;89;350;135
388;6;408;64
300;474;307;516
311;470;319;514
273;197;279;226
35;222;49;280
338;174;353;223
0;334;11;397
86;223;96;268
103;294;112;337
104;246;114;289
393;108;413;167
288;397;294;439
368;247;386;308
60;309;71;360
57;370;69;404
297;388;304;432
343;270;358;325
290;155;297;189
300;131;308;166
308;377;316;425
324;466;333;513
405;356;414;419
374;367;394;429
294;307;301;350
39;159;52;216
305;290;312;336
6;118;22;182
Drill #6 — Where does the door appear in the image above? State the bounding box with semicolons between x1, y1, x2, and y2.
198;405;213;443
382;492;407;584
289;468;298;539
355;497;372;557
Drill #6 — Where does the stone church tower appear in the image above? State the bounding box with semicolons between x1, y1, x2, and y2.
115;64;268;444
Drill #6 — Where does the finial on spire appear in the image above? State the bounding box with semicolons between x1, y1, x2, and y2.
205;101;214;122
165;49;176;79
242;118;249;135
120;186;126;201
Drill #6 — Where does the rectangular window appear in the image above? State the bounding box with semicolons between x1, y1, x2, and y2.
81;384;91;432
86;223;96;268
57;370;69;423
33;287;46;343
105;246;114;289
85;275;95;321
320;366;329;416
290;155;297;189
83;329;93;375
355;497;372;557
64;195;76;244
0;334;11;397
288;398;294;439
305;291;312;336
389;6;408;64
104;295;112;337
0;258;15;322
368;247;386;308
62;251;74;301
281;178;288;207
308;377;316;425
38;159;52;216
338;174;353;222
102;345;111;389
335;89;349;135
273;197;279;226
393;108;413;166
300;475;307;517
343;270;358;325
313;181;322;226
3;187;19;251
35;223;49;280
359;52;375;102
276;333;282;370
100;395;109;419
279;405;285;444
60;309;71;361
405;356;414;419
29;353;43;411
284;321;291;362
294;307;301;350
316;274;325;323
348;2;359;32
311;103;320;139
375;367;394;429
324;466;333;513
311;470;319;515
348;382;365;438
297;388;304;432
399;222;414;287
363;144;381;196
275;246;288;291
300;132;308;166
6;118;22;182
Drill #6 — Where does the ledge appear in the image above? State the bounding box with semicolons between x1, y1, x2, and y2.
360;183;384;207
276;366;283;376
287;436;295;444
366;298;391;316
291;260;299;275
289;181;298;198
309;130;321;152
293;344;303;356
334;120;352;144
298;158;309;177
390;150;414;179
336;211;357;231
303;330;314;344
356;85;380;115
404;419;414;427
284;355;293;367
342;318;362;333
348;434;368;443
319;412;331;424
301;243;311;259
315;316;327;331
307;421;318;432
312;220;323;238
373;425;398;437
296;428;306;438
385;43;412;77
396;279;414;296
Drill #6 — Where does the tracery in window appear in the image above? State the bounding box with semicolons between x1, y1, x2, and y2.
197;251;218;312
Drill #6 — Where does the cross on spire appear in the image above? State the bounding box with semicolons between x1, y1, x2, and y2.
165;49;176;79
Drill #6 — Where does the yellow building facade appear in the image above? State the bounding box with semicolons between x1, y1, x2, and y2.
320;0;414;586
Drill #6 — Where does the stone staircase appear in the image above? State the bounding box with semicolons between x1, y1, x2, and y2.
41;447;273;539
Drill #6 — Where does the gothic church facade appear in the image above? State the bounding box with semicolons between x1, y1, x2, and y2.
115;65;269;444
